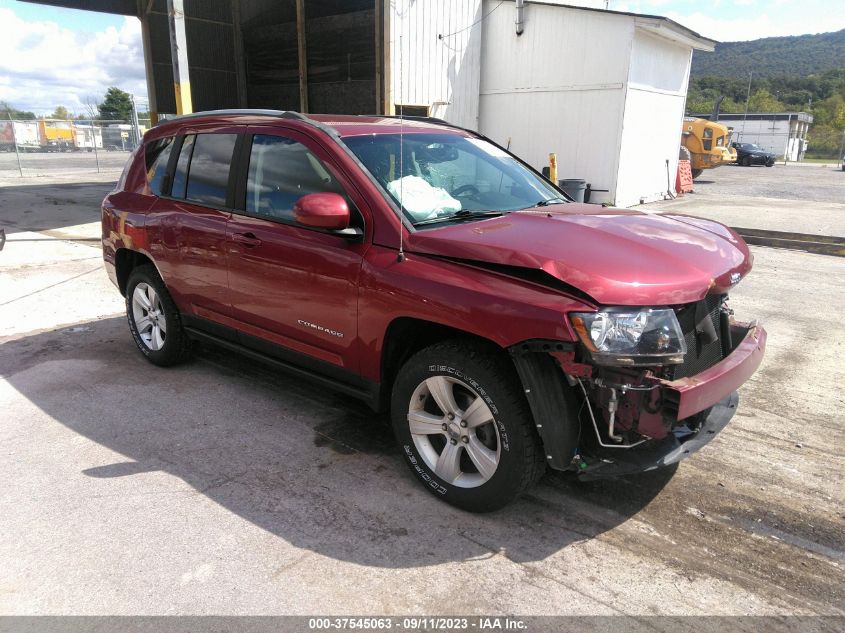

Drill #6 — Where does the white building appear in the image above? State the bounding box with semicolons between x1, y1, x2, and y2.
691;112;813;161
388;0;715;207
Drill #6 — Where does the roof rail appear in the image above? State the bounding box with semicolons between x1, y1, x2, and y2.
158;109;311;124
155;108;341;138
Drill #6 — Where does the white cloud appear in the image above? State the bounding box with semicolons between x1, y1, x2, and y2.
665;9;845;41
0;8;147;116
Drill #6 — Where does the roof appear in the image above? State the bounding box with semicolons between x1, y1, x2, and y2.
692;112;814;123
526;1;717;51
150;110;468;141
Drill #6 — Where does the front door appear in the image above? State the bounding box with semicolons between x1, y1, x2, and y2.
226;127;370;375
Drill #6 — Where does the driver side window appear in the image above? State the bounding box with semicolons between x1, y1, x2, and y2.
245;134;346;222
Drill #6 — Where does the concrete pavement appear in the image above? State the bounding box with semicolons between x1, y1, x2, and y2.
1;175;843;616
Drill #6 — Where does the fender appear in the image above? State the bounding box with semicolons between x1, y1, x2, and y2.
509;343;580;471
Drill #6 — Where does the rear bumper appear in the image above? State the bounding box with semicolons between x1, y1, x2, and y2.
663;322;766;421
577;392;738;480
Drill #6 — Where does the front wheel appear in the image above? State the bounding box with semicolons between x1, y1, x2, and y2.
391;341;545;512
691;168;703;179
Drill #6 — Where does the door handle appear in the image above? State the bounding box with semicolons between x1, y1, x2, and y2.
232;232;262;248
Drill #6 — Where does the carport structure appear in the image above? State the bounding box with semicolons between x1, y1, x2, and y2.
24;0;715;207
25;0;387;118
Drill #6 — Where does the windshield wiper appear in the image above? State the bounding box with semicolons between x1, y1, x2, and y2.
534;197;567;207
412;209;504;227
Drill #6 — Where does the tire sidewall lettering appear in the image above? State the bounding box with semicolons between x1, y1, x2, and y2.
404;445;447;495
425;365;509;453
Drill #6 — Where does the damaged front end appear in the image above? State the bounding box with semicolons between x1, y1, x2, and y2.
511;296;766;479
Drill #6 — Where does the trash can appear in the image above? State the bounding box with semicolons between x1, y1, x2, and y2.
559;178;587;203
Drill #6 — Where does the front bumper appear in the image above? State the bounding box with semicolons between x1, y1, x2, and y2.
662;322;766;421
577;392;738;480
577;321;766;480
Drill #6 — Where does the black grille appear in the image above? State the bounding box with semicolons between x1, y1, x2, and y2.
668;294;725;379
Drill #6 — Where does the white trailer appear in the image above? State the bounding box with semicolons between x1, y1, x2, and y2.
73;125;103;151
10;121;41;151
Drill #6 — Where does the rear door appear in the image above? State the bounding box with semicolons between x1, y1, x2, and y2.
225;126;370;375
148;128;240;328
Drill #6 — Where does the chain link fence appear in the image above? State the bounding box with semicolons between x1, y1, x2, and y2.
1;117;152;177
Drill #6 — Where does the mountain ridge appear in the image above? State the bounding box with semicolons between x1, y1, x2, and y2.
691;29;845;78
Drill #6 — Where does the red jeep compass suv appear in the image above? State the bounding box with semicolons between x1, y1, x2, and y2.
102;110;766;512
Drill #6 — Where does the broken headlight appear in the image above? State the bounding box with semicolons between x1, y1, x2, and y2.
569;308;687;366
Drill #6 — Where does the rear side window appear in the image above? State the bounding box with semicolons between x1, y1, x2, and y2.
145;136;174;196
245;134;346;222
185;133;238;207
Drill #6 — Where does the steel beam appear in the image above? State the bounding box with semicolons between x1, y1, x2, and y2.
167;0;192;115
296;0;309;113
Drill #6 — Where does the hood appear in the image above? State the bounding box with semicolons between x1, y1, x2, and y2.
406;204;753;306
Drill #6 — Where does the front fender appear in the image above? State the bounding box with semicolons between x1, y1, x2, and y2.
357;247;589;383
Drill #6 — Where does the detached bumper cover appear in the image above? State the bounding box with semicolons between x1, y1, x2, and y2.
664;322;766;421
578;392;738;480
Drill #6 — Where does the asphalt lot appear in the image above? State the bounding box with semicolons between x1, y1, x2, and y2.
649;162;845;237
0;169;843;617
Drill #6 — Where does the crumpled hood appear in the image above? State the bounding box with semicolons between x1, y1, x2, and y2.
406;204;753;306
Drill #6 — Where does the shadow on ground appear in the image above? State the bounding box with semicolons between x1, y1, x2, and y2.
2;315;677;569
0;180;116;236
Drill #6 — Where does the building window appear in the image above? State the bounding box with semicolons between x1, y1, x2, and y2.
395;104;430;117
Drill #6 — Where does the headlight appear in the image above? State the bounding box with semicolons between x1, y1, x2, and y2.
569;308;687;366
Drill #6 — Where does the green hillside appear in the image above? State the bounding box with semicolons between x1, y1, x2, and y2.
691;29;845;78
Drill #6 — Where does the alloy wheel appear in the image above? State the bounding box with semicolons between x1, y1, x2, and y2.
407;375;501;488
131;282;167;351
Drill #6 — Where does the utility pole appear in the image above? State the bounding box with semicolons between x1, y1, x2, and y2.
741;70;752;142
130;93;141;148
7;112;23;177
167;0;192;115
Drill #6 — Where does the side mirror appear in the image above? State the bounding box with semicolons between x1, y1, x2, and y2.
293;192;350;231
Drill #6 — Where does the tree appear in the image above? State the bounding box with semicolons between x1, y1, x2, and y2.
50;106;70;120
747;89;786;113
0;101;36;120
98;87;133;121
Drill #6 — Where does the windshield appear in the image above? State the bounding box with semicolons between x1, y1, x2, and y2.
343;133;563;227
742;143;762;150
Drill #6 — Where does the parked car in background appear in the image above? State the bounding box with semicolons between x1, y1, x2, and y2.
731;142;777;167
102;110;767;512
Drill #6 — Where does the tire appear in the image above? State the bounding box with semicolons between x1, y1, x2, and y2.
679;146;691;162
691;168;703;179
741;155;752;167
125;264;192;366
391;340;545;512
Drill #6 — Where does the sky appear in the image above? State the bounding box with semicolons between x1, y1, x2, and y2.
0;0;843;116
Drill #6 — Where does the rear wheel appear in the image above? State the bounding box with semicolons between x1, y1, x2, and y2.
741;155;752;167
391;340;545;512
691;168;703;179
125;264;191;366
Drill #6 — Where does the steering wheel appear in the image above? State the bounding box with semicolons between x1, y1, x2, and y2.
451;184;480;197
